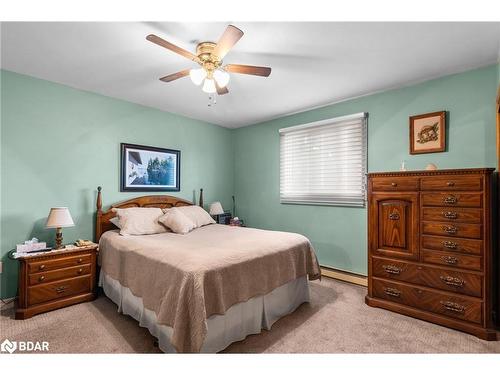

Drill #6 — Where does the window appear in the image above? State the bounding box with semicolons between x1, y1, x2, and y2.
279;112;368;207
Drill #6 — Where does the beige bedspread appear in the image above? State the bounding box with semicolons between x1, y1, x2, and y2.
98;224;320;353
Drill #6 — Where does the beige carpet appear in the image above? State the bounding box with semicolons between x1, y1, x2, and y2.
2;277;499;353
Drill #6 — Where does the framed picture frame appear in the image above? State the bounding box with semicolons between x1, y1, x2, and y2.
120;143;180;192
409;111;446;154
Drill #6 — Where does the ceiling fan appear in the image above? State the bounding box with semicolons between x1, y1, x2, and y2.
146;25;272;96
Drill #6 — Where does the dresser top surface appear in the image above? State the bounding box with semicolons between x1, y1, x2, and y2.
368;168;495;178
14;244;98;261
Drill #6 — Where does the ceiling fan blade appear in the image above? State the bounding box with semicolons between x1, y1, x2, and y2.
146;34;199;62
159;69;191;83
224;64;272;77
216;82;229;95
213;25;244;60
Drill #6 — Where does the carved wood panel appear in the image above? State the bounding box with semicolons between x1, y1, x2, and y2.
370;193;419;261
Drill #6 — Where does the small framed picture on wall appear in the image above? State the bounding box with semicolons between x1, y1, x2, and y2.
409;111;446;154
120;143;180;192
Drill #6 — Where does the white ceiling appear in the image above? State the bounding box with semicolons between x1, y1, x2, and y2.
1;22;499;128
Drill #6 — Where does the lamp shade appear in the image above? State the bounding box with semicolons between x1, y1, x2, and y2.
209;202;224;216
202;78;216;94
46;207;75;228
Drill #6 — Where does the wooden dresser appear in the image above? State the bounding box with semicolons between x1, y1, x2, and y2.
16;244;98;319
365;168;498;340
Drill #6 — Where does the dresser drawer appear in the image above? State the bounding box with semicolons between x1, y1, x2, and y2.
28;254;91;274
371;177;419;191
28;264;91;286
420;176;482;191
418;266;482;297
28;275;92;305
422;250;482;271
421;193;482;208
372;277;416;307
422;235;482;255
372;278;482;324
422;207;482;224
372;257;419;282
372;257;482;297
422;222;482;239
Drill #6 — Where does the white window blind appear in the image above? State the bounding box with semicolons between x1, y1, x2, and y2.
279;112;367;207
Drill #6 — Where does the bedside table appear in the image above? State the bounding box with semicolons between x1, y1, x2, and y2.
15;244;98;319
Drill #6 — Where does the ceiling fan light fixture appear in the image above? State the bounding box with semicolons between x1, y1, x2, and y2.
213;69;230;88
147;26;272;97
189;68;207;86
202;78;216;94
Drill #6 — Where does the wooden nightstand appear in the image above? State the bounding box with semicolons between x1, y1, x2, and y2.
15;244;98;319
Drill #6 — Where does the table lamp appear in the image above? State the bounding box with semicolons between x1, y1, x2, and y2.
46;207;75;249
209;202;224;217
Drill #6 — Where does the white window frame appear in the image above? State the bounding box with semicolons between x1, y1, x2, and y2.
279;112;368;207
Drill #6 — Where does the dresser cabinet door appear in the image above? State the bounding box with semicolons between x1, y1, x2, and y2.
369;193;419;260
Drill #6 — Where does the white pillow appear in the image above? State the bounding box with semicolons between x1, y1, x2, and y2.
158;208;196;234
112;207;167;236
174;205;215;228
110;216;122;229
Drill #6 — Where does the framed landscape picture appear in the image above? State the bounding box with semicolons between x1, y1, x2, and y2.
409;111;446;154
120;143;180;192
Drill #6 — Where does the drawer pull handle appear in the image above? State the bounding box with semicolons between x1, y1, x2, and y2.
391;182;397;187
78;268;83;274
54;286;68;294
77;258;83;263
38;276;45;282
388;213;400;220
443;196;458;205
382;265;402;275
440;275;465;287
443;241;458;250
440;301;465;314
443;211;458;219
39;264;46;271
441;256;458;265
446;181;455;187
384;287;401;298
442;225;458;234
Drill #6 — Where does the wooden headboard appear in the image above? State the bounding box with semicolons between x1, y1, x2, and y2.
95;186;204;241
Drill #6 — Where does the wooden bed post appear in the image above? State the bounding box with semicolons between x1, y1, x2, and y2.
95;186;102;242
199;188;204;208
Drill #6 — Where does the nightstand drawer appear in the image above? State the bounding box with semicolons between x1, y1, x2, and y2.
28;264;91;286
28;275;92;305
28;253;91;274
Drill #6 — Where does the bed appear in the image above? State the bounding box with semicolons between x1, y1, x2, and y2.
95;187;321;353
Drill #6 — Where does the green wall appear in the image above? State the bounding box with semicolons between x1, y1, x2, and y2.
232;64;498;275
0;70;234;298
1;64;498;299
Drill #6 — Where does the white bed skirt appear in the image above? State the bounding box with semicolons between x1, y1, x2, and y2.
99;271;310;353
